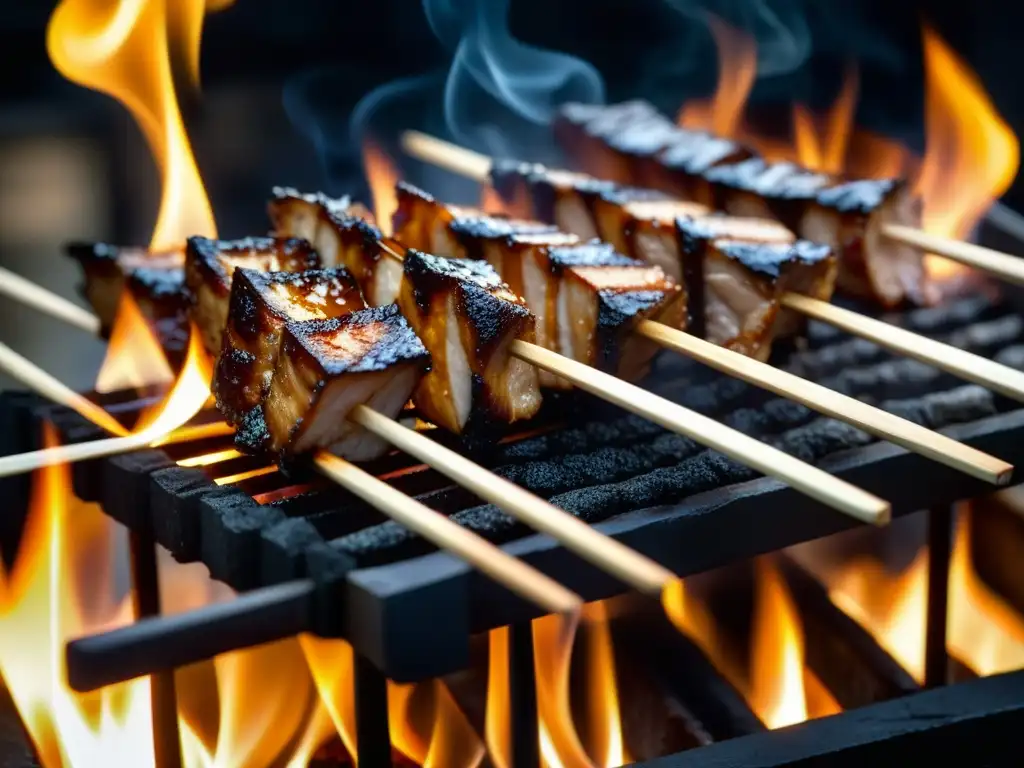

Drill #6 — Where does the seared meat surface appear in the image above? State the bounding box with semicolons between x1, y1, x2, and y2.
65;242;189;365
677;216;835;360
544;241;685;379
269;186;402;306
394;181;683;385
553;100;931;307
215;267;366;425
398;249;541;434
184;235;319;356
241;304;428;462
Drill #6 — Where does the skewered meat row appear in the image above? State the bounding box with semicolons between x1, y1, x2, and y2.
393;181;685;386
470;164;838;362
548;100;933;309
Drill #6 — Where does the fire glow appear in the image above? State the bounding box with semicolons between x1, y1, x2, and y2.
664;562;841;732
676;19;1020;281
796;507;1024;684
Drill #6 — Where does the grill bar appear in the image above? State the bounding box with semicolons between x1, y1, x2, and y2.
925;504;954;688
630;668;1024;767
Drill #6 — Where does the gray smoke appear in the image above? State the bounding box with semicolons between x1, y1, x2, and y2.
424;0;605;156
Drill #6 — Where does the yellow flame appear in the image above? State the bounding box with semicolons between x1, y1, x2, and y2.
821;508;1024;683
363;141;400;236
677;17;757;139
582;601;629;768
46;0;216;251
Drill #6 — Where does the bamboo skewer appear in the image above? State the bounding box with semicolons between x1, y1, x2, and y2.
314;451;581;616
510;340;890;525
635;321;1012;485
352;405;675;595
0;267;102;335
0;341;128;437
882;224;1024;287
781;293;1024;402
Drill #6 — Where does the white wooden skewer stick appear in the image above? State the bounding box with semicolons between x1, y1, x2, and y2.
314;451;582;616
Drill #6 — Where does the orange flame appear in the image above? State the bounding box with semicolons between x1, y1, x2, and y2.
301;634;486;767
363;141;400;236
94;291;175;394
677;17;757;139
814;508;1024;683
582;601;629;768
916;27;1020;278
664;566;840;730
46;0;217;252
793;67;859;175
0;424;341;767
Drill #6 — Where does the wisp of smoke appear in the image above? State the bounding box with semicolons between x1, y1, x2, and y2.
425;0;604;155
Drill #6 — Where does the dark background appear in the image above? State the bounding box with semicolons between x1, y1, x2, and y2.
0;0;1019;390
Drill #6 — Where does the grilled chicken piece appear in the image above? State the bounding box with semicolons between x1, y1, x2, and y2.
676;216;834;360
184;235;319;356
590;195;709;283
240;304;429;462
804;179;934;308
398;249;541;434
269;186;402;306
65;243;189;365
214;267;366;425
393;180;580;388
545;241;685;380
488;160;618;240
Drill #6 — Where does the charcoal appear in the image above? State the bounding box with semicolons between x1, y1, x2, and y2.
260;518;324;584
329;374;1005;564
995;344;1024;369
788;315;1023;382
150;467;230;562
103;449;176;530
199;488;286;590
883;385;996;429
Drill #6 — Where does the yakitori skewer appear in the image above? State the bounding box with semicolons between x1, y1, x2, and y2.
378;173;1011;486
0;247;684;595
0;267;102;335
264;201;890;523
545;101;1024;295
3;222;893;523
399;130;1024;406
